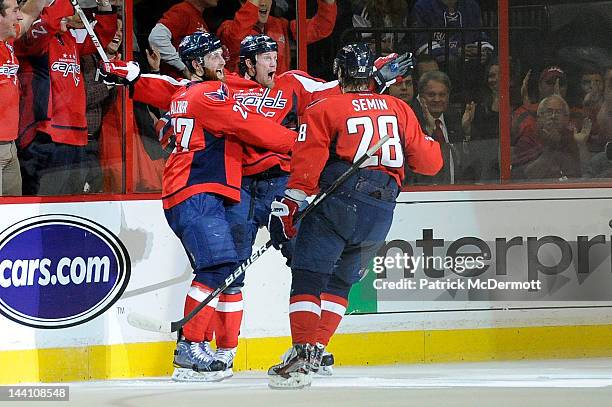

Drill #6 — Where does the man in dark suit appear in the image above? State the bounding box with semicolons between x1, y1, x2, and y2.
407;70;470;184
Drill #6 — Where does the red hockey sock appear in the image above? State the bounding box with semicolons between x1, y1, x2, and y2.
182;282;219;343
215;292;244;349
316;293;348;346
289;294;321;345
205;310;219;342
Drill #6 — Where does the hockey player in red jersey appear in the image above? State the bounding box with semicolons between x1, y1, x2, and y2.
147;31;295;382
211;35;417;377
225;35;414;378
97;36;414;379
213;35;342;374
267;43;442;389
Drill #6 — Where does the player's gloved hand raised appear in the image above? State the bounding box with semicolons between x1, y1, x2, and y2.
98;60;141;86
268;190;307;249
156;112;176;153
373;52;414;93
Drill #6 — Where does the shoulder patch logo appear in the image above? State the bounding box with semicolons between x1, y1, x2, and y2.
203;82;230;102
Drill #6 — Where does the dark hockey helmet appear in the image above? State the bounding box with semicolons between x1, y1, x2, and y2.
239;34;278;76
179;31;222;73
333;43;375;81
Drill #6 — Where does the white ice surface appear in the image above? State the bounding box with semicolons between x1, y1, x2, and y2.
8;358;612;407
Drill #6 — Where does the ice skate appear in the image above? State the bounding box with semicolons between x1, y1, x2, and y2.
171;340;229;382
308;343;325;373
318;351;334;376
212;347;236;381
277;343;334;376
268;344;314;389
200;341;215;358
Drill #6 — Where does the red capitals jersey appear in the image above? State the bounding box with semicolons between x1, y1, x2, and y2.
289;92;443;195
0;25;21;141
157;1;209;78
162;81;296;209
158;1;208;49
133;71;340;175
217;0;336;74
16;0;117;146
227;71;340;175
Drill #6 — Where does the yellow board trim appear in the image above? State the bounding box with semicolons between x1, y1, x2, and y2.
3;324;612;384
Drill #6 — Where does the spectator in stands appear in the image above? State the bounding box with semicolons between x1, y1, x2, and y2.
82;11;124;193
511;66;568;167
148;0;218;78
408;70;467;184
584;66;612;179
462;58;501;181
388;72;415;105
413;70;468;143
217;0;337;74
538;66;568;100
98;39;165;193
596;66;612;143
0;0;46;196
512;95;589;182
580;69;604;108
106;10;123;57
576;68;606;152
467;58;499;141
351;0;410;55
410;0;493;66
415;53;439;81
16;0;117;195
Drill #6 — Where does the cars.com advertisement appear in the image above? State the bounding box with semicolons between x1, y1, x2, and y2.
0;215;130;329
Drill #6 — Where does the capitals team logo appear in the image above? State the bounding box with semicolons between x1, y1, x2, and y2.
51;52;81;86
233;88;287;118
0;63;19;83
0;215;130;329
204;82;230;102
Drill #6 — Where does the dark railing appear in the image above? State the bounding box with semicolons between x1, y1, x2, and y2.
339;26;542;104
340;26;543;60
482;5;550;32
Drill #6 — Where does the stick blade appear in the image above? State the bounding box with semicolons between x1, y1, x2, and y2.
127;312;173;333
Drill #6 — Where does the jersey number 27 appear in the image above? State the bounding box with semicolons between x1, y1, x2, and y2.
348;115;404;168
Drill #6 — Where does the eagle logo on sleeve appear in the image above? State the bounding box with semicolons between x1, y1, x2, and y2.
203;82;230;102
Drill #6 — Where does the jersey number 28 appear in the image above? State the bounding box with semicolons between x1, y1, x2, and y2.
348;115;404;168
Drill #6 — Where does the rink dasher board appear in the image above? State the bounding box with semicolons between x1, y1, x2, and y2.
0;189;611;352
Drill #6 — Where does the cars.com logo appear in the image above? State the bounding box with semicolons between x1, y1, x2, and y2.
0;215;130;329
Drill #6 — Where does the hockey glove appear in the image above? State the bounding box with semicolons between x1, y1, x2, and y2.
268;190;306;249
373;52;414;93
98;60;141;86
156;113;176;153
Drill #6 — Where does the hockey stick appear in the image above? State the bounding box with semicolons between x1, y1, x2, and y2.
127;133;392;333
70;0;110;63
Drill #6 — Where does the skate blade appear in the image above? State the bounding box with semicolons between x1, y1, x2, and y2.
268;372;312;390
218;368;233;381
171;367;227;382
316;365;333;376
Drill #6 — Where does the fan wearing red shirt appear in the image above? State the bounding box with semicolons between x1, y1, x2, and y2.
0;0;45;196
148;0;217;78
267;44;442;389
15;0;117;196
217;0;337;74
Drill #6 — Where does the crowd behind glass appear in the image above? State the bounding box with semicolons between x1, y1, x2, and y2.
1;0;611;197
